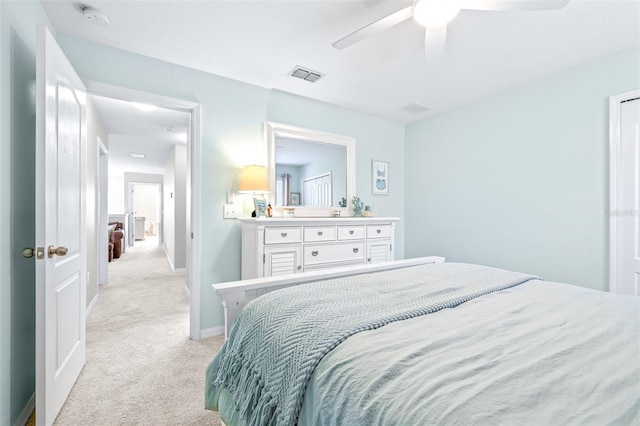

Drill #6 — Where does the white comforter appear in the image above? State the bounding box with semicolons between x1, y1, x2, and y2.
299;280;640;425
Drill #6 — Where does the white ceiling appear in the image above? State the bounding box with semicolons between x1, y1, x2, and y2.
43;0;639;177
41;0;640;125
90;95;190;176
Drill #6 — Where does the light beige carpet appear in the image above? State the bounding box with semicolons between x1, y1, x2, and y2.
54;237;224;425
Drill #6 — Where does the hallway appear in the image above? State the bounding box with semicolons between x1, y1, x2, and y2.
53;239;223;425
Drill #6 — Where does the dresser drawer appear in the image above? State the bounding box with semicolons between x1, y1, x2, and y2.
304;226;336;242
264;227;302;244
304;242;365;266
337;225;365;240
366;224;391;239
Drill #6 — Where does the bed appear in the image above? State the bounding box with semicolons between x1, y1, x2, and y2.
206;257;640;425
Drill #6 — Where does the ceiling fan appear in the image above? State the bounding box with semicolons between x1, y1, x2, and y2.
333;0;571;60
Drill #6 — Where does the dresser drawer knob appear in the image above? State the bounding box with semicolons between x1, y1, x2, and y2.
353;248;359;253
349;230;354;235
281;232;288;238
317;231;323;236
297;266;302;271
367;257;372;262
376;229;381;234
311;251;319;256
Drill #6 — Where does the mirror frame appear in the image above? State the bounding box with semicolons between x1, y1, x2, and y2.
266;122;355;217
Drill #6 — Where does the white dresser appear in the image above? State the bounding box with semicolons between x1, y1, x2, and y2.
240;217;400;279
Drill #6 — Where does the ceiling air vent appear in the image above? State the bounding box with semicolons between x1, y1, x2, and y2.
401;103;433;114
289;66;324;83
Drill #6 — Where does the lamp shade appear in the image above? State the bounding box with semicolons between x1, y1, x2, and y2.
238;165;270;193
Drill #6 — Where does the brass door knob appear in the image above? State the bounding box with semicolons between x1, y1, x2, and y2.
48;245;68;259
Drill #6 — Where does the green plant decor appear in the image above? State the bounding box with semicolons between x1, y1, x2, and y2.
352;196;364;217
339;197;347;208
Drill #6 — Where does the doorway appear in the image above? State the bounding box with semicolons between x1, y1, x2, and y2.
88;81;202;339
129;182;162;246
609;89;640;295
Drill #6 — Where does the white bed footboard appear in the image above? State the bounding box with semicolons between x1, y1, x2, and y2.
213;256;445;338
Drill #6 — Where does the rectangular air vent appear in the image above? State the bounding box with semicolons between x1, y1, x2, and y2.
401;103;433;114
289;66;324;83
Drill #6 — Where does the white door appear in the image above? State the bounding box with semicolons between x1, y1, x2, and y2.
615;97;640;294
36;27;86;425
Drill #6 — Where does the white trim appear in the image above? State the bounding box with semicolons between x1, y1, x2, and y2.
184;285;190;300
97;139;109;286
609;89;640;293
82;81;203;341
15;393;35;426
265;122;355;217
215;256;445;338
162;231;188;275
86;293;99;318
200;326;225;339
189;106;202;340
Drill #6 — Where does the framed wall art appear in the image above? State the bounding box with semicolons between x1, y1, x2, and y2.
372;160;389;195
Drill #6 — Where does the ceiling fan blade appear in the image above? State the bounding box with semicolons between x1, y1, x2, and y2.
332;6;413;49
424;25;447;66
460;0;571;11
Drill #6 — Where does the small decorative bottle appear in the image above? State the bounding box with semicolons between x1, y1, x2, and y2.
267;203;273;218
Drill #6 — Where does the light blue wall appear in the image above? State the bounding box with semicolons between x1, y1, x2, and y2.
55;36;406;331
405;47;640;291
0;1;53;423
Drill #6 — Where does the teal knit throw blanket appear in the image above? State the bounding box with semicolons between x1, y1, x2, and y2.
211;262;537;426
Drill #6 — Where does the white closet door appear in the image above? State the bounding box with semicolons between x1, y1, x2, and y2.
615;98;640;295
303;173;332;207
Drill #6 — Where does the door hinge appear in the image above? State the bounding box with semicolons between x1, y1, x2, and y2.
390;244;393;252
191;232;194;239
263;254;266;264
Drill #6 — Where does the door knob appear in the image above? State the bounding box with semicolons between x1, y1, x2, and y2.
48;245;68;259
22;247;45;259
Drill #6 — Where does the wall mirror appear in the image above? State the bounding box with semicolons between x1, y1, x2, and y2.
266;122;355;215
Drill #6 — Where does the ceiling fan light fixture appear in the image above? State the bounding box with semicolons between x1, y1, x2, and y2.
412;0;461;28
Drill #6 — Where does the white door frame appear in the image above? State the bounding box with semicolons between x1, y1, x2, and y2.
98;138;108;285
87;81;202;339
609;88;640;293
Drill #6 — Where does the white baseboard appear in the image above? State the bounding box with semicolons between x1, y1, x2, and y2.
15;393;34;426
86;293;99;318
200;326;224;339
184;285;190;300
162;245;186;273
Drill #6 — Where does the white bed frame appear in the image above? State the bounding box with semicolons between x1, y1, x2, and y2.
213;256;445;338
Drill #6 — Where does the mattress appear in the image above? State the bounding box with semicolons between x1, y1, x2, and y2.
206;263;640;425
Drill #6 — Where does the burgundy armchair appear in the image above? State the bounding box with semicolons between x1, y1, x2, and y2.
108;222;124;261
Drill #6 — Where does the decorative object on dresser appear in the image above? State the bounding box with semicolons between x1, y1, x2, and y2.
372;159;389;195
253;198;267;217
239;217;399;279
351;196;364;216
